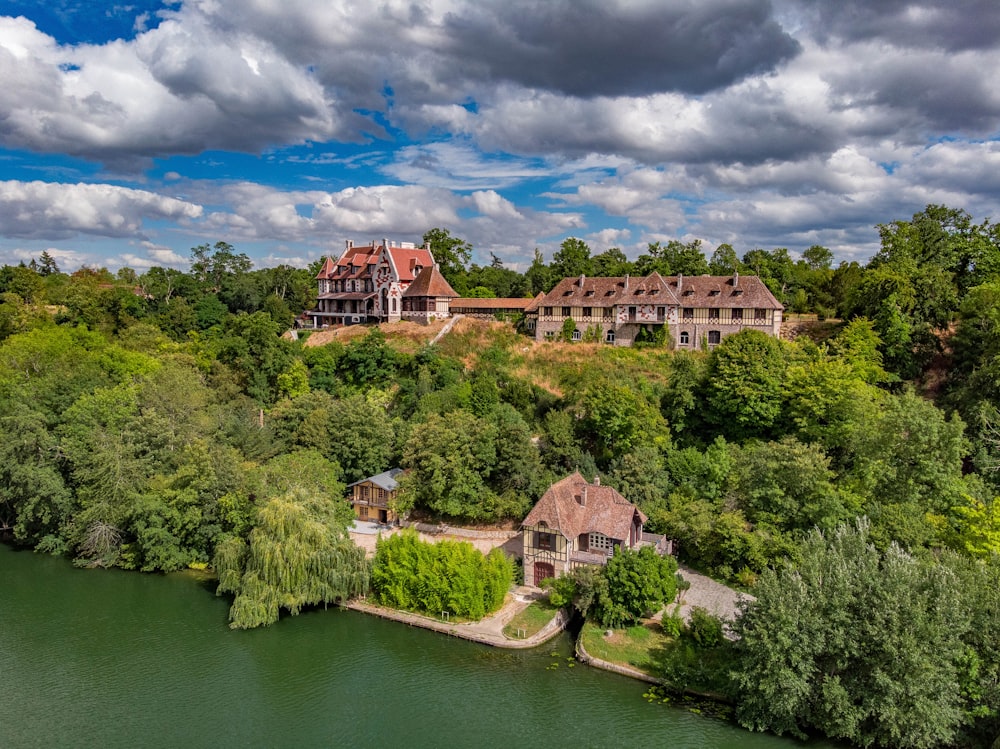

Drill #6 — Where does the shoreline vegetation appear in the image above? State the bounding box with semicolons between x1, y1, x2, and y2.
5;212;1000;747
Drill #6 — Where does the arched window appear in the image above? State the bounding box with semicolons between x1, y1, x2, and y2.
392;298;397;313
679;331;690;345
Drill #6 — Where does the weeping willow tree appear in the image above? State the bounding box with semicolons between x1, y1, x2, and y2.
214;490;369;629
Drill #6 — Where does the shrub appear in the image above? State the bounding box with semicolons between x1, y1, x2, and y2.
687;606;724;648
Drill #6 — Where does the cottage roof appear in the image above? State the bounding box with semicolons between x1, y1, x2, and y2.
348;467;403;491
403;265;458;298
522;472;645;542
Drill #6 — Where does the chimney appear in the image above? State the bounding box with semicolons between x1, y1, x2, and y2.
677;273;683;292
624;273;630;290
579;487;587;507
346;239;353;249
578;274;585;287
593;475;600;486
382;237;389;249
733;271;739;288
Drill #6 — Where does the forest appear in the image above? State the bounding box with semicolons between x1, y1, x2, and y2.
2;204;1000;747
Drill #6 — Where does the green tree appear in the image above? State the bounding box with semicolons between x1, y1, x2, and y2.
551;237;593;279
732;521;969;749
704;330;787;440
423;228;472;290
401;410;499;520
592;546;678;628
709;243;741;275
214;488;368;629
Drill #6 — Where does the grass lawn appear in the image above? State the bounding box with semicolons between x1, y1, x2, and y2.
580;620;671;676
580;620;734;698
503;599;560;640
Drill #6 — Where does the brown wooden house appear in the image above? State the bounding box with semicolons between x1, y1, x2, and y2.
347;468;403;524
521;472;671;587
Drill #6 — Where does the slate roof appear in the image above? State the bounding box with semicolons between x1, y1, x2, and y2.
534;272;782;310
402;265;458;298
522;472;646;543
348;468;403;491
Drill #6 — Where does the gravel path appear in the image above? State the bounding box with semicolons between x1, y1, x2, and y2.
668;564;754;625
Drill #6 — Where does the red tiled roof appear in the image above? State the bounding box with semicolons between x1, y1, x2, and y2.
449;297;533;310
522;472;645;542
402;265;458;298
388;248;434;282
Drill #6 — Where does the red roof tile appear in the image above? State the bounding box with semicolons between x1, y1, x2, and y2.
522;472;646;543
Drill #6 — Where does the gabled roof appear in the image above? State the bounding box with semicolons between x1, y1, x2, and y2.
403;265;458;298
386;247;435;283
348;468;403;491
522;472;645;542
315;256;336;279
524;291;546;313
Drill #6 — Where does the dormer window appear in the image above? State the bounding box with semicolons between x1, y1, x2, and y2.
648;289;659;295
709;289;720;296
683;289;694;296
584;290;595;297
733;289;744;296
563;290;574;296
605;290;615;296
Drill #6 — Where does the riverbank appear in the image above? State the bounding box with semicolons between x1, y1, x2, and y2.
344;586;569;649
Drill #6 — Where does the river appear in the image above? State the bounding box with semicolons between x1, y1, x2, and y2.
0;543;828;748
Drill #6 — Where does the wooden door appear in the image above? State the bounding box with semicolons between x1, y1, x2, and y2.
533;562;555;587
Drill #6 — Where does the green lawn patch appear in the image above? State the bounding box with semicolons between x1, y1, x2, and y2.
580;620;735;699
503;599;560;640
580;620;670;676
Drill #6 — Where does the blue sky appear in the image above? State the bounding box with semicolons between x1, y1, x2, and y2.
1;0;999;273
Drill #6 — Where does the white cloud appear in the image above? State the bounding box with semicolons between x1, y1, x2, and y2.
0;180;202;240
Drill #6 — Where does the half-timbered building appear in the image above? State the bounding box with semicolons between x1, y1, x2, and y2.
521;472;671;588
527;271;782;348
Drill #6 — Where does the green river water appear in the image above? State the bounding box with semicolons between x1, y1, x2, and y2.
0;543;829;748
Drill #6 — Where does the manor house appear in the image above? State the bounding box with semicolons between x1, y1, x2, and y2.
527;271;783;348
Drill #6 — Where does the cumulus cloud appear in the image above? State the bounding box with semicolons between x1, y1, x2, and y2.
0;180;202;240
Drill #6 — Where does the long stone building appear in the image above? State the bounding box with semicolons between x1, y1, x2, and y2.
527;271;782;348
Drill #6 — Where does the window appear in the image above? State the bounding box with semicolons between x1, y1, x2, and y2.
537;531;554;550
359;505;368;519
682;307;693;321
605;329;615;343
585;290;595;297
709;289;720;296
755;308;766;322
708;308;719;321
657;306;665;321
582;307;591;318
679;331;690;345
562;306;571;317
604;308;615;321
708;330;721;344
392;298;397;312
543;307;552;317
732;308;743;322
588;532;613;554
544;331;555;340
572;329;582;341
